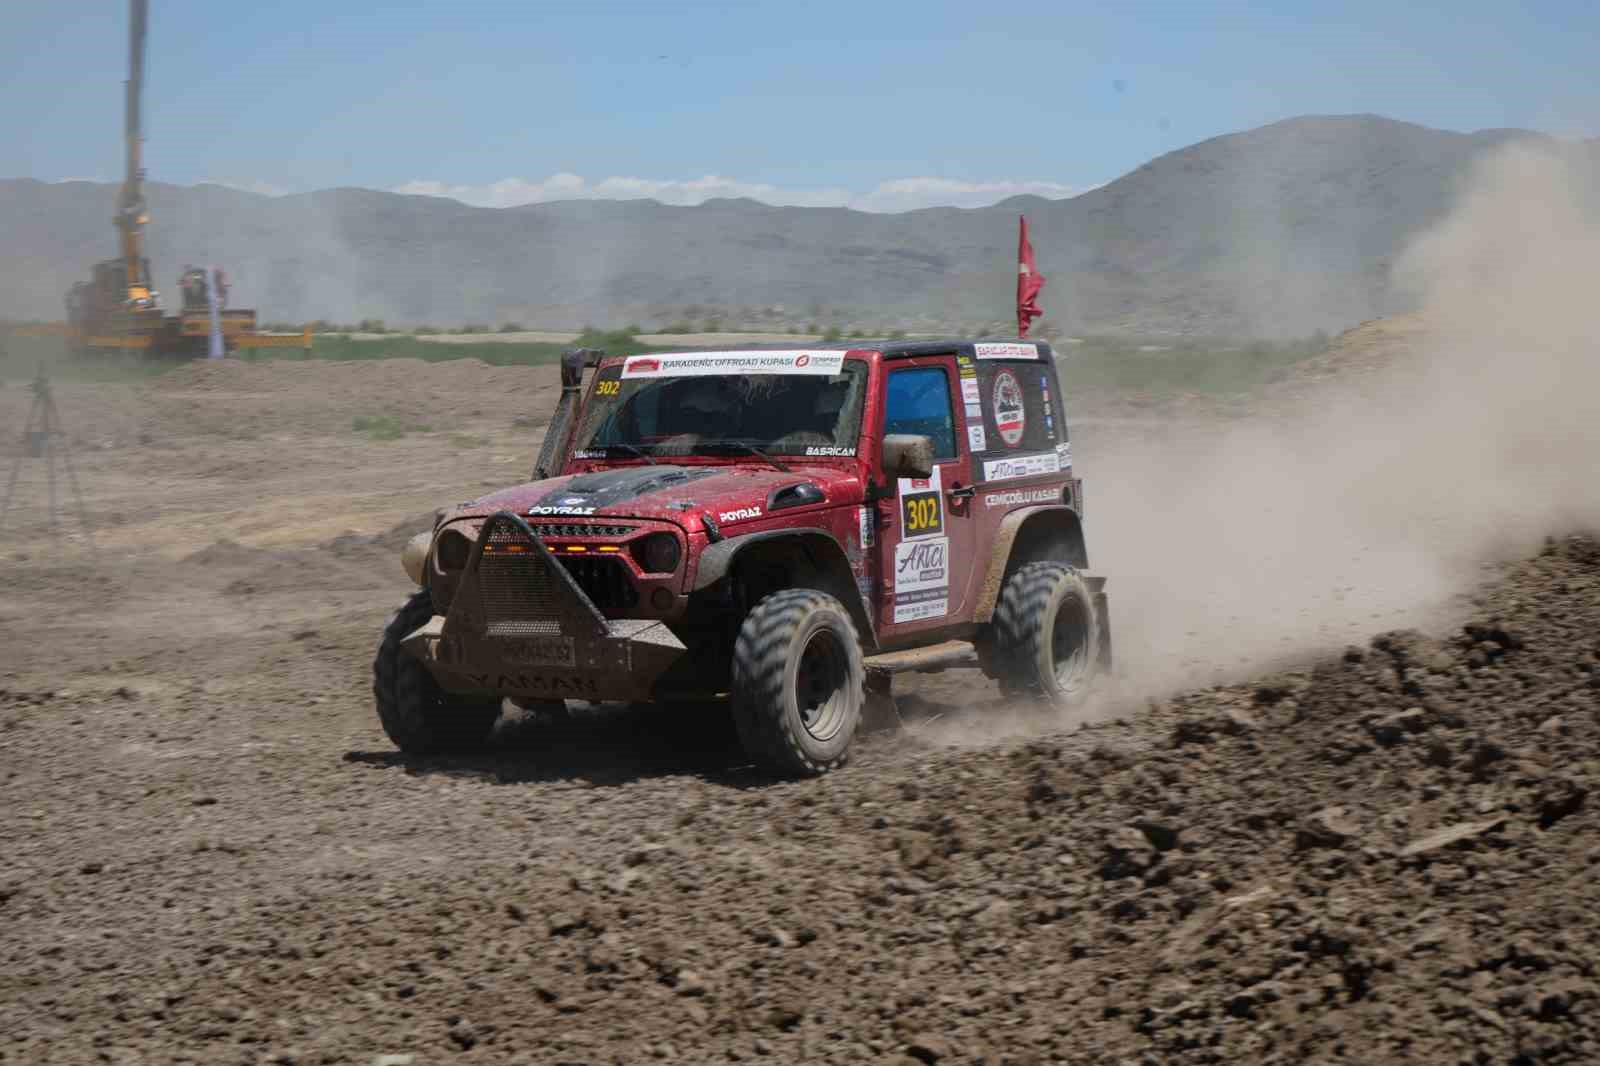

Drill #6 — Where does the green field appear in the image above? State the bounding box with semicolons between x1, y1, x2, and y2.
2;327;1329;397
0;328;655;383
1055;333;1329;395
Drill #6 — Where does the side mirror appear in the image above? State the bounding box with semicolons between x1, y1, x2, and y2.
881;434;935;480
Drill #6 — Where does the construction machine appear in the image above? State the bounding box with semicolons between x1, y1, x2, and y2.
57;0;306;357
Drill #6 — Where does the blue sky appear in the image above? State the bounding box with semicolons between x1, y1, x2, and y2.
4;0;1597;211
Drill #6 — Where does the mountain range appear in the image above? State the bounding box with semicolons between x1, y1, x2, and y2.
3;115;1592;336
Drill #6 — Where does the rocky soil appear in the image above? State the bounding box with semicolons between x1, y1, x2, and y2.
1;353;1597;1064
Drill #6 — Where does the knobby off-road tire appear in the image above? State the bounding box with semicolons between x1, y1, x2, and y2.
731;589;864;777
372;590;501;754
993;562;1101;707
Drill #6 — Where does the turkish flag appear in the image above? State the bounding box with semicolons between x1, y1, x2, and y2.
1016;215;1045;338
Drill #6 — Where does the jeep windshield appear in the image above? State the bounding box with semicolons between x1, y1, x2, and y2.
573;353;868;459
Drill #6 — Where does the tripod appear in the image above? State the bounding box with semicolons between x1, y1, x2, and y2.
1;370;95;544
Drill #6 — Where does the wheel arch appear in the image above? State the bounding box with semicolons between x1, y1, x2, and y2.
694;529;877;650
974;505;1088;623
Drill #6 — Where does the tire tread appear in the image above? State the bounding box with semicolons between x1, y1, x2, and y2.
731;588;862;777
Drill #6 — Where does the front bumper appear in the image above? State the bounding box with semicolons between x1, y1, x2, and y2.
403;511;688;702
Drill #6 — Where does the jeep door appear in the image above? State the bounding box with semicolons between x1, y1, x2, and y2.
874;355;980;643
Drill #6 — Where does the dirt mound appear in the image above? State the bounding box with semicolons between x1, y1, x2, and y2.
3;536;1596;1064
1272;311;1432;391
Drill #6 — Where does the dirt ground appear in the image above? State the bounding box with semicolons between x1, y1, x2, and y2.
2;332;1597;1064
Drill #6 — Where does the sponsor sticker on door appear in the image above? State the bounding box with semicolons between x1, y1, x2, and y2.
993;369;1026;447
896;467;943;540
967;423;987;451
982;451;1061;482
893;536;949;623
984;487;1059;509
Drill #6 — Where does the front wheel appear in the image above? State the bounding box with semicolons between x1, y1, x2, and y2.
731;589;864;777
992;562;1101;706
372;590;501;753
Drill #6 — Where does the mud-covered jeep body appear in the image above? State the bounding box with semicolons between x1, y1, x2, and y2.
377;340;1109;776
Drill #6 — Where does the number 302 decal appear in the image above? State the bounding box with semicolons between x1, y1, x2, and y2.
594;380;621;397
901;491;943;537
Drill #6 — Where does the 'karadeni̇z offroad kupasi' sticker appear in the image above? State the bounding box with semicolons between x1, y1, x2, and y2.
993;369;1026;447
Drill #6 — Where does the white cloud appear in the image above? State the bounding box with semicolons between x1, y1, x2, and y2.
392;173;1083;212
851;177;1083;212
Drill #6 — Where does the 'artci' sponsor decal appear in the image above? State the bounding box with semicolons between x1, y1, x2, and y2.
893;537;949;623
982;451;1061;481
993;369;1026;447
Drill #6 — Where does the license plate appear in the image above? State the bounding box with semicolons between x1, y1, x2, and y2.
499;636;576;667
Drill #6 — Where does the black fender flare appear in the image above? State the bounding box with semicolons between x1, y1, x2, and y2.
692;529;877;649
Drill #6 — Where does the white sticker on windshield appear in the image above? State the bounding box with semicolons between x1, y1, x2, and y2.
620;351;846;378
961;378;981;405
974;342;1039;360
967;423;987;452
982;451;1061;481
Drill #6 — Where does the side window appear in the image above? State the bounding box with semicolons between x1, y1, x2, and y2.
884;367;956;459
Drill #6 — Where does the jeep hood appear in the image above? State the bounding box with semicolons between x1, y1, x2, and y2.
452;464;861;530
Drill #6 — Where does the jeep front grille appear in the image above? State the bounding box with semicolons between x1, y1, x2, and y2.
478;526;564;636
557;556;638;610
475;524;639;630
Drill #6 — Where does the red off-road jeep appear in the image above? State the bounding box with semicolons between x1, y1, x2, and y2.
376;340;1110;776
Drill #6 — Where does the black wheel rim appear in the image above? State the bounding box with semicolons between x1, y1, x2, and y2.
1050;594;1093;700
796;628;850;742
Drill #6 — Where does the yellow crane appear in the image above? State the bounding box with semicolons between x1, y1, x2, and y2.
54;0;308;357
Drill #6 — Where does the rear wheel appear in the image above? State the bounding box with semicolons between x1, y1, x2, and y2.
992;562;1100;706
731;589;864;777
372;590;500;753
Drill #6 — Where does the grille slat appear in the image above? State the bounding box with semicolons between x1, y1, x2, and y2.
527;521;635;538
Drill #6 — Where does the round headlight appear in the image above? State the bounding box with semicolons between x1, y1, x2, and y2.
636;532;681;574
436;529;472;572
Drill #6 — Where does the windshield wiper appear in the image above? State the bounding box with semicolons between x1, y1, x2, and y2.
691;441;790;472
595;443;657;465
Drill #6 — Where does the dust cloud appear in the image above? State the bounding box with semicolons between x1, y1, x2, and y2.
1086;139;1600;700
